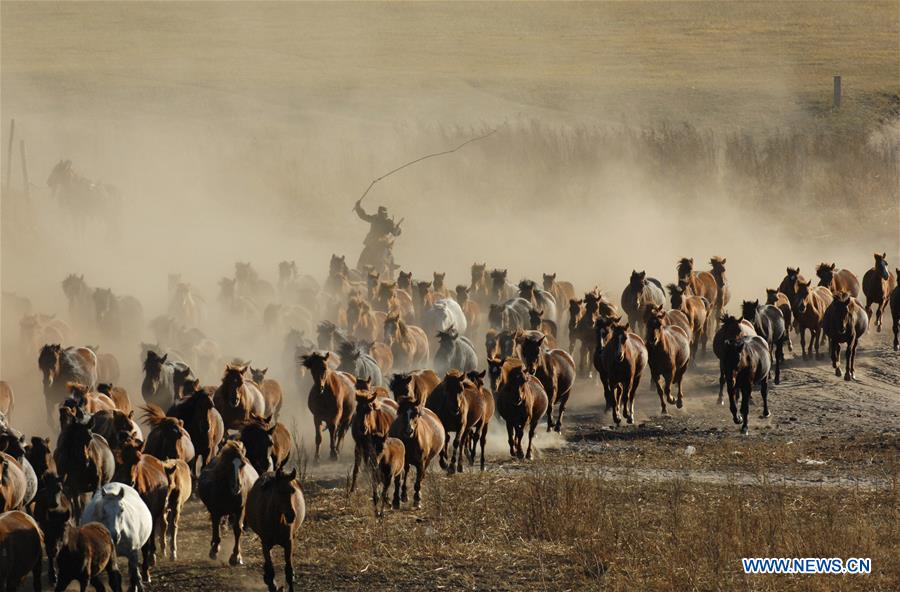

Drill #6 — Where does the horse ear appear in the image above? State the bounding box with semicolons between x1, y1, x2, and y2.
160;354;168;363
287;468;297;481
323;352;330;360
538;335;546;345
478;370;486;379
116;488;125;499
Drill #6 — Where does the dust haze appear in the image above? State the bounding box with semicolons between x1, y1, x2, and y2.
1;2;898;438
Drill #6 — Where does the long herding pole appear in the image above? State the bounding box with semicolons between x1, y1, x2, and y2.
20;140;30;198
4;118;14;193
353;128;497;210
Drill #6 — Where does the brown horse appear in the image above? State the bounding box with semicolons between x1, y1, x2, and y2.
96;351;121;385
0;382;12;420
495;359;548;459
432;272;451;299
892;269;900;351
823;293;868;380
54;413;114;518
667;283;710;357
463;370;495;470
515;332;575;433
159;459;191;561
412;281;436;323
197;440;259;566
712;314;757;404
54;522;123;592
301;352;356;461
488;269;516;304
793;281;834;359
816;263;861;298
570;291;619;377
113;436;170;576
676;257;717;312
0;510;43;592
24;437;55;484
373;281;415;321
38;344;98;427
542;273;576;318
600;323;648;425
778;267;805;304
245;468;305;592
31;472;70;584
166;386;224;475
469;263;491;307
350;380;398;492
862;252;897;332
97;383;132;414
238;414;293;475
620;271;666;336
372;438;405;516
88;408;141;454
397;270;414;293
346;296;379;342
249;367;284;420
213;364;266;430
67;382;116;413
644;304;692;342
389;397;445;509
0;451;27;511
387;369;440;406
765;288;794;352
425;371;483;474
454;285;482;336
382;313;430;370
645;311;691;414
141;404;195;463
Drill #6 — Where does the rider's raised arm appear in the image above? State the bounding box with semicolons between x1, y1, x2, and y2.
354;201;375;222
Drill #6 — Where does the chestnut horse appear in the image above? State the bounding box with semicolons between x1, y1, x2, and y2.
792;281;834;359
620;271;665;336
600;323;648;425
249;367;284;420
237;414;292;476
166;386;224;475
425;371;490;474
454;285;481;337
372;438;405;516
816;263;861;298
469;263;491;307
388;397;445;509
666;283;710;357
645;311;691;414
350;380;398;492
676;257;717;312
141;404;195;463
383;313;430;370
388;370;440;406
862;252;897;332
0;510;43;592
542;273;576;321
708;256;731;330
301;352;356;461
54;413;114;518
823;293;868;380
213;364;266;430
495;359;548;459
515;332;575;433
38;344;98;428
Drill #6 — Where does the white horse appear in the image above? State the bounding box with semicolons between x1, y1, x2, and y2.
422;298;468;337
81;483;153;592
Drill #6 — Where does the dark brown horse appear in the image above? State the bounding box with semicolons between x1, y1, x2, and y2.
488;269;515;304
388;397;445;509
792;281;834;359
38;344;98;427
97;383;132;414
387;369;440;406
667;283;710;357
676;257;717;313
382;312;430;370
412;281;436;323
54;522;123;592
722;335;771;435
166;384;224;475
620;271;665;336
424;371;485;474
213;364;266;430
542;273;576;320
31;471;70;584
816;263;861;298
599;323;648;425
778;267;805;305
495;359;548;459
0;451;27;511
197;440;259;565
515;332;575;433
823;293;868;380
645;311;691;414
862;252;897;332
712;314;757;404
0;510;43;592
238;415;292;476
24;436;55;484
350;379;398;493
397;270;414;293
54;412;114;518
245;468;305;592
141;404;195;463
570;291;619;377
301;352;356;461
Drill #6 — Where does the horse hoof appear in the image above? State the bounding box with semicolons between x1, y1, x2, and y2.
676;399;684;410
741;426;750;436
717;398;724;406
626;416;634;425
774;378;780;385
554;423;562;433
733;415;742;425
844;373;852;382
209;549;218;560
526;452;534;461
447;466;456;475
392;502;400;510
761;412;771;418
413;501;422;510
835;368;842;377
229;555;243;566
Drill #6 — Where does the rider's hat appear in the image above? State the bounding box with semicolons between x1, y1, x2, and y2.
377;206;388;215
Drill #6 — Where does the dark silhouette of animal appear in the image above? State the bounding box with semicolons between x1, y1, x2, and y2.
166;387;223;475
62;273;95;329
823;293;869;380
517;279;558;325
569;291;619;378
316;320;350;351
425;371;486;473
488;269;516;304
25;436;55;485
591;315;617;412
676;258;717;306
54;411;114;518
463;370;495;470
816;263;861;298
54;522;123;592
197;441;259;566
249;367;284;420
487;297;531;332
31;472;70;584
495;359;548;459
0;434;37;509
862;252;897;332
0;510;43;592
527;308;558;341
468;263;491;307
600;323;648;425
82;483;153;592
383;313;430;370
515;332;575;432
371;437;405;516
389;397;445;509
741;300;787;384
112;436;170;579
301;352;356;461
433;327;477;375
620;271;665;335
892;270;900;351
38;344;98;427
454;285;481;336
337;341;384;387
214;364;266;430
778;267;805;305
388;370;440;406
667;283;710;357
141;351;192;410
238;415;292;475
722;336;771;435
87;408;141;454
350;381;398;493
245;469;305;592
66;381;117;413
792;281;834;359
765;288;794;352
92;287;144;339
141;404;195;463
645;311;691;414
712;314;758;404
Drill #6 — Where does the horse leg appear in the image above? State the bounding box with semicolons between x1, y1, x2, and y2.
815;328;824;359
845;337;856;381
438;432;450;471
400;466;409;503
284;541;296;592
169;496;181;561
312;419;322;463
525;416;537;461
546;394;555;432
515;423;525;459
717;366;726;405
555;394;568;432
876;300;884;332
413;464;424;509
800;327;808;360
740;382;752;435
208;513;222;559
674;366;687;409
665;371;677;405
262;544;276;592
228;512;244;566
611;385;622;425
506;420;516;456
480;426;488;471
774;341;783;385
328;425;338;461
31;551;42;592
893;316;899;351
453;425;465;473
627;376;639;424
760;375;770;419
350;443;362;492
392;472;403;509
729;380;741;426
652;372;667;415
46;537;58;583
831;338;841;377
128;551;143;592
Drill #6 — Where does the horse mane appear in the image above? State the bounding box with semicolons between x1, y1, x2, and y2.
337;340;360;360
499;358;525;382
140;403;169;427
214;440;247;472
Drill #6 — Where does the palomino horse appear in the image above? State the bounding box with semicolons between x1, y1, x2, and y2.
823;293;868;380
168;282;205;327
862;252;897;332
816;263;861;298
301;352;356;461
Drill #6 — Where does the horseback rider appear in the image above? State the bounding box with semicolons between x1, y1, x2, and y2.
354;198;403;277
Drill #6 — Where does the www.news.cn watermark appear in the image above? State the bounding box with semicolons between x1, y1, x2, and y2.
743;557;872;575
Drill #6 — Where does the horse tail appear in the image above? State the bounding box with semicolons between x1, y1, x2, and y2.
140;403;167;427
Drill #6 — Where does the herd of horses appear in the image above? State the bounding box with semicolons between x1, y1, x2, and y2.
1;251;898;592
